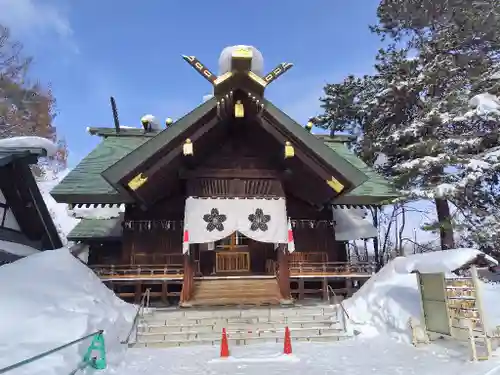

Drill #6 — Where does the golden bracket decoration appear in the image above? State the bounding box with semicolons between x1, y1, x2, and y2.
181;55;218;84
326;176;344;193
128;173;148;191
263;62;294;86
182;49;293;93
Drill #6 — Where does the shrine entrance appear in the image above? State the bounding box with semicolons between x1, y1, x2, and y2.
195;231;278;276
183;196;288;277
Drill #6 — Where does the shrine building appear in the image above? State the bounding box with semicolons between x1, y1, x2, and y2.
51;45;398;306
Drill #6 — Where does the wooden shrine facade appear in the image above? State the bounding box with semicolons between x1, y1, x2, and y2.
55;45;398;306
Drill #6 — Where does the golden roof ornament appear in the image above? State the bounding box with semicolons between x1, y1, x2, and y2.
181;45;293;98
231;47;253;59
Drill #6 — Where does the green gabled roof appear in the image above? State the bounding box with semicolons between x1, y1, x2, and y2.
51;136;150;203
67;216;123;241
262;99;369;188
102;97;218;185
87;127;161;137
101;95;370;193
322;140;399;205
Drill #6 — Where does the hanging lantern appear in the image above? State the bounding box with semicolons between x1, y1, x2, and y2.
234;100;244;118
284;141;295;158
305;121;313;133
183;138;193;156
165;118;173;127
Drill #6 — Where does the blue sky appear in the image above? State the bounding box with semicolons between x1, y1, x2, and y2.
0;0;441;246
0;0;382;166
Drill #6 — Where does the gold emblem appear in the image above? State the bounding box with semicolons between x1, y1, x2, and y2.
326;177;344;193
232;47;253;59
128;173;148;191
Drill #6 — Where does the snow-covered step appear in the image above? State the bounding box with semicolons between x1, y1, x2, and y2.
139;320;341;334
141;313;339;326
136;326;345;342
147;306;338;320
133;333;350;348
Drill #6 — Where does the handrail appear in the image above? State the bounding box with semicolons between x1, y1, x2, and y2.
327;285;351;321
0;330;102;374
121;288;151;345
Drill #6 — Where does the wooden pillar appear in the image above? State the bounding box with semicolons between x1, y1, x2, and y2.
134;282;142;304
345;278;354;297
277;245;291;300
180;251;194;305
322;278;329;300
161;281;168;305
298;278;305;300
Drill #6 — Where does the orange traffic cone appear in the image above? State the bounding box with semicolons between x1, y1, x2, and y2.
283;326;292;355
220;328;230;358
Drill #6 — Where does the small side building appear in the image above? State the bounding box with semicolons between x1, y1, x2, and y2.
0;146;63;265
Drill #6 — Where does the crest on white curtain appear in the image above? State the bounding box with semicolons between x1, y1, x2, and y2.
182;197;288;253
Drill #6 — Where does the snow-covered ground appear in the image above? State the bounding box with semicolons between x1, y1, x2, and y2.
102;248;500;375
0;249;135;375
2;245;500;374
101;339;500;375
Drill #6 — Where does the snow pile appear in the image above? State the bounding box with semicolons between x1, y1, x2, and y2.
37;169;79;242
0;240;40;257
67;204;124;220
0;136;58;156
344;248;498;341
140;114;161;130
0;248;135;375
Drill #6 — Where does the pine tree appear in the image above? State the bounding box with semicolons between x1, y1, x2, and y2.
316;0;500;251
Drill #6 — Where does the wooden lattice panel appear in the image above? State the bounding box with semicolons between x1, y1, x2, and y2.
216;252;250;272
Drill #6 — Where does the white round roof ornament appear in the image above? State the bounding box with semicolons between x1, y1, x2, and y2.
218;45;264;76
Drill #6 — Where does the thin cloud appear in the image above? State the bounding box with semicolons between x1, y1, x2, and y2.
0;0;78;53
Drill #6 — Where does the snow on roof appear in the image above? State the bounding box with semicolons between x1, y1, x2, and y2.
397;248;497;274
333;208;377;241
67;204;124;220
141;114;161;131
0;136;58;157
218;45;264;76
0;248;135;374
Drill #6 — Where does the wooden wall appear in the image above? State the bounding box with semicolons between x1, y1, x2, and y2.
285;195;346;262
121;195;184;264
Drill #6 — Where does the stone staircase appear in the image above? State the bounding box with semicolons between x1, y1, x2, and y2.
188;277;282;307
133;305;351;348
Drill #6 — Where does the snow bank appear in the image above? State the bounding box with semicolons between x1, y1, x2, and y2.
38;170;79;243
344;248;498;342
0;239;40;257
0;136;58;156
0;248;135;375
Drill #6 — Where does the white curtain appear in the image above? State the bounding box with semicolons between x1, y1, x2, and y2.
332;207;377;241
183;197;288;247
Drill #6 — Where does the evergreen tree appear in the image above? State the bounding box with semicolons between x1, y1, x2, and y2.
316;0;500;251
